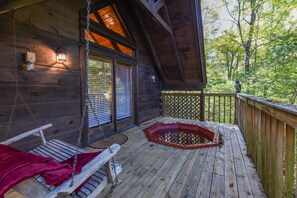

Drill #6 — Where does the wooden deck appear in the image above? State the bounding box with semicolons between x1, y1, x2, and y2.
5;117;266;198
103;117;266;198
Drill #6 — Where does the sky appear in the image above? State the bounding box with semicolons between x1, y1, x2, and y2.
201;0;234;38
202;0;297;39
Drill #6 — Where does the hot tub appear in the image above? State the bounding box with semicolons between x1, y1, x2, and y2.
144;122;220;149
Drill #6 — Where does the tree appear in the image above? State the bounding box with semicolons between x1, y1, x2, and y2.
202;0;297;104
223;0;267;73
214;32;242;80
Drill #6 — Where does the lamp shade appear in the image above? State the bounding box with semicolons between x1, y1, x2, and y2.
56;52;66;62
55;46;66;62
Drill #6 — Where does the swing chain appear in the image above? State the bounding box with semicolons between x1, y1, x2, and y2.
69;0;91;187
6;10;39;139
70;0;119;189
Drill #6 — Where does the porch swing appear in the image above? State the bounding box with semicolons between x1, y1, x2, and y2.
0;0;122;197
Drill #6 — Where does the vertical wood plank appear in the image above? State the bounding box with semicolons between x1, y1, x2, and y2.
200;91;205;121
223;96;226;123
246;103;254;157
224;129;239;197
270;117;277;198
208;95;210;121
218;96;221;122
285;125;295;198
254;108;261;178
275;120;284;198
260;112;266;184
234;96;237;124
243;100;247;140
264;114;271;197
213;96;216;122
229;96;232;124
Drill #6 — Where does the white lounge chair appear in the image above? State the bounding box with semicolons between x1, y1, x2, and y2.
1;124;121;198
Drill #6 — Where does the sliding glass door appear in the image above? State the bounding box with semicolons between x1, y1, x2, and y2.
87;57;133;130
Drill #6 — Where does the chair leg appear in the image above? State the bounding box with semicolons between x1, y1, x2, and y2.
105;161;116;186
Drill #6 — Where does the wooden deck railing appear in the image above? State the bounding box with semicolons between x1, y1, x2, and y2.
237;94;297;198
161;92;237;124
161;92;297;197
204;93;237;124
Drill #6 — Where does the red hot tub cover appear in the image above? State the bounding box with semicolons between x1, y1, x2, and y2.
144;122;220;149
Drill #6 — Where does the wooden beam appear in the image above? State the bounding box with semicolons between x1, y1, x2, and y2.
133;64;140;125
0;0;46;14
80;20;137;49
89;32;99;43
89;44;137;65
154;0;165;12
93;11;121;52
200;89;205;121
192;0;207;86
134;7;166;82
163;5;185;81
134;0;172;35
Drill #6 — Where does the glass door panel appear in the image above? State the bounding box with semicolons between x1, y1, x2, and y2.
116;64;132;120
88;59;112;128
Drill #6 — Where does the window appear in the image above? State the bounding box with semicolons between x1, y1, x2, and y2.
88;58;133;128
83;3;135;130
90;5;127;37
116;65;132;120
85;30;134;56
88;59;112;128
84;4;135;57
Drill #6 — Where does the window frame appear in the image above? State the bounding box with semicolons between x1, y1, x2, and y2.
86;54;135;136
79;2;137;64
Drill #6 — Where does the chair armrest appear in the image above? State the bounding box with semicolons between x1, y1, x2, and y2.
46;143;121;198
0;124;52;145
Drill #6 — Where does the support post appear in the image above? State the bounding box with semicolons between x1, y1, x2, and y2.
200;89;205;121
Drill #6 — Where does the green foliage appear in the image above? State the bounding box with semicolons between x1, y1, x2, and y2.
202;0;297;104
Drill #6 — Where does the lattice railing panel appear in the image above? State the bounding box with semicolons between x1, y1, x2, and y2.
161;93;201;120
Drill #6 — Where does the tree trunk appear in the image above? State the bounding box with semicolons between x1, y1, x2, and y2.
244;48;250;73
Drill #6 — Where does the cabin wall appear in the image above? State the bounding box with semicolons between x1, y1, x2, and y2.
0;0;161;149
0;0;85;150
116;1;161;123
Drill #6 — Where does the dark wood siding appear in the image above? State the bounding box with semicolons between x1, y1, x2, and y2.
0;0;81;149
0;0;161;149
133;0;206;90
116;0;161;124
0;0;85;150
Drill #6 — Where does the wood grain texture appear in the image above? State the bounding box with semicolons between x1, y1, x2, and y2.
0;3;82;149
236;94;297;198
106;117;266;198
0;0;163;148
285;125;295;198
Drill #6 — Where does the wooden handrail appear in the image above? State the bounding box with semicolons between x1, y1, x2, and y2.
237;94;297;198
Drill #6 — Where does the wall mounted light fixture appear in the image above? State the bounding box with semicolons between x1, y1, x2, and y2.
151;75;156;83
25;51;35;71
55;46;66;62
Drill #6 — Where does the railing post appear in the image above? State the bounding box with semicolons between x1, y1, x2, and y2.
234;94;238;124
200;89;205;121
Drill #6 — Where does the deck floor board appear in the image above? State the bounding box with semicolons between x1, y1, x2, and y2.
5;117;266;198
107;117;266;198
